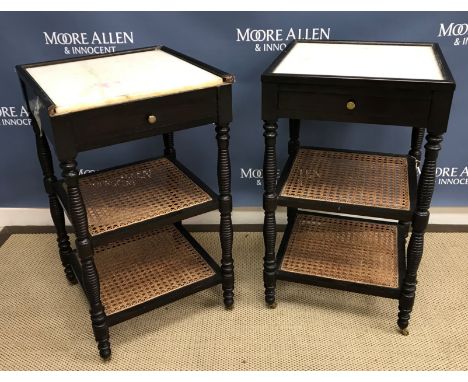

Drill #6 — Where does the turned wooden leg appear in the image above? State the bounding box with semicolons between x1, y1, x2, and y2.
263;120;278;308
287;119;300;225
409;127;425;164
34;132;76;284
401;128;425;240
23;80;75;284
163;132;176;159
49;194;77;284
400;221;411;240
398;133;443;335
61;160;111;359
216;123;234;309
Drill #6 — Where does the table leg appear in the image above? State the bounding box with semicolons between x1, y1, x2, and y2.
263;120;278;308
163;132;176;159
61;159;111;359
287;119;300;224
401;127;426;238
216;123;234;309
33;131;76;284
398;133;443;335
409;127;425;164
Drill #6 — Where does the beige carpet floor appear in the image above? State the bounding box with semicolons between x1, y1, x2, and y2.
0;231;467;370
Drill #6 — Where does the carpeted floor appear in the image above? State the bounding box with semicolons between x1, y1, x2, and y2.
0;231;467;370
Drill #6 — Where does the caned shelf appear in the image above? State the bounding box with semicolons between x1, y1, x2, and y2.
70;223;221;325
56;156;218;244
277;147;417;221
276;211;406;298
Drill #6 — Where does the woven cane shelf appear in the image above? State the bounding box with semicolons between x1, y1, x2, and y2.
277;147;417;221
277;212;405;298
57;157;217;242
88;224;221;323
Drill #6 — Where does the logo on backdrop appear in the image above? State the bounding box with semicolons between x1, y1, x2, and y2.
43;31;135;55
236;27;331;52
240;168;280;186
0;106;31;127
240;165;468;187
434;166;468;185
438;23;468;46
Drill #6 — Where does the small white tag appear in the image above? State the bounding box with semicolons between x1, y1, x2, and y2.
31;97;43;135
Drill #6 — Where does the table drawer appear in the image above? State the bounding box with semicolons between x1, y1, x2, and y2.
277;88;432;126
68;87;218;151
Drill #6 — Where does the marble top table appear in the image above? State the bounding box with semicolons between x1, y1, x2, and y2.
16;45;235;359
262;40;455;132
260;40;456;335
25;48;226;116
272;41;445;80
17;46;233;160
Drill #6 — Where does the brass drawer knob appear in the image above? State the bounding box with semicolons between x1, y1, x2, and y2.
147;115;157;124
346;100;356;110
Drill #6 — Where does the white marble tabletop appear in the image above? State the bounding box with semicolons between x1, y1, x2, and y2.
27;48;225;116
273;42;444;81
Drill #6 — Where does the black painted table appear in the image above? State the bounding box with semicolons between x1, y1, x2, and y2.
261;40;455;334
17;46;234;359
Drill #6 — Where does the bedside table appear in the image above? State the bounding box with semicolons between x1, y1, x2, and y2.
17;46;234;359
261;40;455;334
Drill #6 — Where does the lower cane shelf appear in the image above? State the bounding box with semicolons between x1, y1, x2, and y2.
69;223;222;326
276;211;406;299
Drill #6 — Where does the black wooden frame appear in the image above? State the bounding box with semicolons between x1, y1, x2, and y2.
17;45;234;359
261;39;456;334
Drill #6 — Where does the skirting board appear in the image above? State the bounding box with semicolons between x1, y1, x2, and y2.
1;206;468;227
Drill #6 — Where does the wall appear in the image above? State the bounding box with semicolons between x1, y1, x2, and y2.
0;12;467;210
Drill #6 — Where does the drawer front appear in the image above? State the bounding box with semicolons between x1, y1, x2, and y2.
277;87;432;127
68;87;218;152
